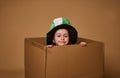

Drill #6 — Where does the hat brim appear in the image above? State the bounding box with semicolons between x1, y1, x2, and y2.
47;24;78;45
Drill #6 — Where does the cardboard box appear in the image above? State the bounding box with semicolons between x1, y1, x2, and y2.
24;37;104;78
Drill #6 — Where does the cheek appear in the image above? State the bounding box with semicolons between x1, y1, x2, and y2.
54;37;60;42
65;38;69;42
55;37;60;40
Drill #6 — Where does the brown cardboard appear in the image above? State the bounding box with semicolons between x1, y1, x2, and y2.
24;37;104;78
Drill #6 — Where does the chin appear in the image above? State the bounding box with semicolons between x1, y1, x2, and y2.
57;43;65;46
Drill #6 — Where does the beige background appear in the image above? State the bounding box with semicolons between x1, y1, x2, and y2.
0;0;120;78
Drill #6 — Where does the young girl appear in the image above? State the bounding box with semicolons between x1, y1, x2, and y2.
46;17;87;48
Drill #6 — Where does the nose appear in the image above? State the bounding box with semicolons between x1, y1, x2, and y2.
61;36;64;40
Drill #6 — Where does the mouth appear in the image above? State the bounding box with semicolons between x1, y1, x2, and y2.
57;41;67;46
59;41;66;43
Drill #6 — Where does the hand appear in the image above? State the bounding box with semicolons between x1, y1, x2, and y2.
79;42;87;47
47;45;54;48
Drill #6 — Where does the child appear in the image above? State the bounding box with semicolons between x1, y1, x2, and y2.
46;17;87;48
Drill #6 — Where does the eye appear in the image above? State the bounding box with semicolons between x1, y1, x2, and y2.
64;35;68;38
57;35;61;37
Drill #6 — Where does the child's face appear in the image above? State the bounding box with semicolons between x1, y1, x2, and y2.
53;29;69;46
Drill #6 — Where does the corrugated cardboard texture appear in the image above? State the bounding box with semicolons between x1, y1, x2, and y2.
25;37;104;78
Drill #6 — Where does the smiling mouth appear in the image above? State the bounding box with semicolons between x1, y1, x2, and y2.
59;41;66;43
